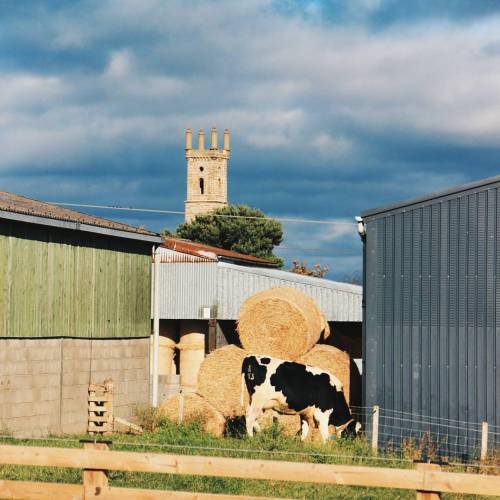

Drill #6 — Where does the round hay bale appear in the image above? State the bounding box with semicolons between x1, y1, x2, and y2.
297;344;351;404
237;287;325;359
197;345;249;418
178;332;205;393
157;393;225;437
321;315;331;340
159;336;176;376
258;412;301;437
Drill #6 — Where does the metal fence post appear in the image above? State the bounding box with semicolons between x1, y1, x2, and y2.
480;422;488;462
81;440;111;499
371;405;379;455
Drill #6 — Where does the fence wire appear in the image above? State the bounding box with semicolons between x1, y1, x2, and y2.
351;405;499;463
0;406;498;467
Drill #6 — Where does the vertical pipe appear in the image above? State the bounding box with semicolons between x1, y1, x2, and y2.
152;247;161;407
371;405;379;455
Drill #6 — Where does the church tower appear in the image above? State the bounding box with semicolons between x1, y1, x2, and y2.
184;127;230;222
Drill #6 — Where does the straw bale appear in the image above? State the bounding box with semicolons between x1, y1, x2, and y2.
237;287;325;360
178;332;205;392
177;331;205;350
258;412;301;437
297;344;351;404
157;393;225;437
321;315;331;340
197;345;249;417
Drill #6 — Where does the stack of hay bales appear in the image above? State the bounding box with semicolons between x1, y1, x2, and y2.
159;286;355;438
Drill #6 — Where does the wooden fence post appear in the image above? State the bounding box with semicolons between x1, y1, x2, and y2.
480;422;488;462
415;462;441;500
371;405;379;455
82;440;110;499
178;389;185;423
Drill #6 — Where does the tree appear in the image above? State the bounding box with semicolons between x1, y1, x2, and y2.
173;204;284;266
289;260;329;278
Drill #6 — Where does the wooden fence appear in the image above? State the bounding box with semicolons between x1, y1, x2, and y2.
0;442;499;499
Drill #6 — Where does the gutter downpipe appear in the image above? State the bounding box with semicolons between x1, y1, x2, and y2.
355;216;367;426
152;246;161;407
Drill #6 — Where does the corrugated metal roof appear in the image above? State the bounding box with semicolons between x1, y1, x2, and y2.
217;263;362;293
216;262;362;321
155;259;362;321
162;237;277;266
360;174;500;219
0;191;160;241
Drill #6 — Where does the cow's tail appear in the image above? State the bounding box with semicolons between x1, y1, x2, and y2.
240;372;246;407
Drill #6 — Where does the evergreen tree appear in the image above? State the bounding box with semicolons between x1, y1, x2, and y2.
172;204;284;266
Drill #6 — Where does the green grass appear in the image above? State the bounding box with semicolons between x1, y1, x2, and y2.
0;419;493;499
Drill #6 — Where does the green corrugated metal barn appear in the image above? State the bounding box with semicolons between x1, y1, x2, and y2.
0;192;162;437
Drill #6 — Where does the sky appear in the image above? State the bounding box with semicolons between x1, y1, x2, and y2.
1;0;500;281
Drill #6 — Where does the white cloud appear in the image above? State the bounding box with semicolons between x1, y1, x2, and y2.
312;133;354;159
0;74;67;111
105;50;133;79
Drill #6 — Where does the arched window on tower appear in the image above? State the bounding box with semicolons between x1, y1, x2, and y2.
199;178;204;194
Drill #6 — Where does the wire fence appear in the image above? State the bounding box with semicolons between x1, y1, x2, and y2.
351;405;500;464
0;407;498;469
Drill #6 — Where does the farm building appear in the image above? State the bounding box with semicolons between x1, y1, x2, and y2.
359;175;500;452
152;237;363;403
0;192;162;436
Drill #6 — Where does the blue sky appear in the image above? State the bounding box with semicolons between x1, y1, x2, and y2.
1;0;500;280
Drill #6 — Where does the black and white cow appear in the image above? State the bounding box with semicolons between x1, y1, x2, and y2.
241;354;361;443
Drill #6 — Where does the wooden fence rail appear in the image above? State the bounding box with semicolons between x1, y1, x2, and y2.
0;442;499;499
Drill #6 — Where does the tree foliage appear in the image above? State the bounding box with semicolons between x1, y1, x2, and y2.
173;204;284;266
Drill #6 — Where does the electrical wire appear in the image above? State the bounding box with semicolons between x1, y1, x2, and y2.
47;202;357;227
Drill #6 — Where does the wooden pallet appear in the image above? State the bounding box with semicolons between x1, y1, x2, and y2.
88;379;114;435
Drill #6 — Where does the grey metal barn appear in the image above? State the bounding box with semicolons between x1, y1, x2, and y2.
360;175;500;456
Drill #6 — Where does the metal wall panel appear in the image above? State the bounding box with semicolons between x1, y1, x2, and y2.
0;219;151;339
364;183;500;434
158;263;217;319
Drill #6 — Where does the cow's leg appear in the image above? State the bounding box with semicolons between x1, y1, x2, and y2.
300;415;310;441
246;400;264;437
314;409;332;444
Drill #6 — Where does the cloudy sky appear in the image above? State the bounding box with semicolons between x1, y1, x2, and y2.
1;0;500;280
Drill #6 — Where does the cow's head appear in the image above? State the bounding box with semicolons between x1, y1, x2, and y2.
336;420;362;439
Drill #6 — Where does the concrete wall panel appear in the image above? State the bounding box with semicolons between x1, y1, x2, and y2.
0;337;149;437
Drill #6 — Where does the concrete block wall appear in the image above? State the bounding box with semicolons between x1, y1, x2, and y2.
0;337;149;437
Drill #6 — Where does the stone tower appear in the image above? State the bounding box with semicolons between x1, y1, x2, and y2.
184;127;230;222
